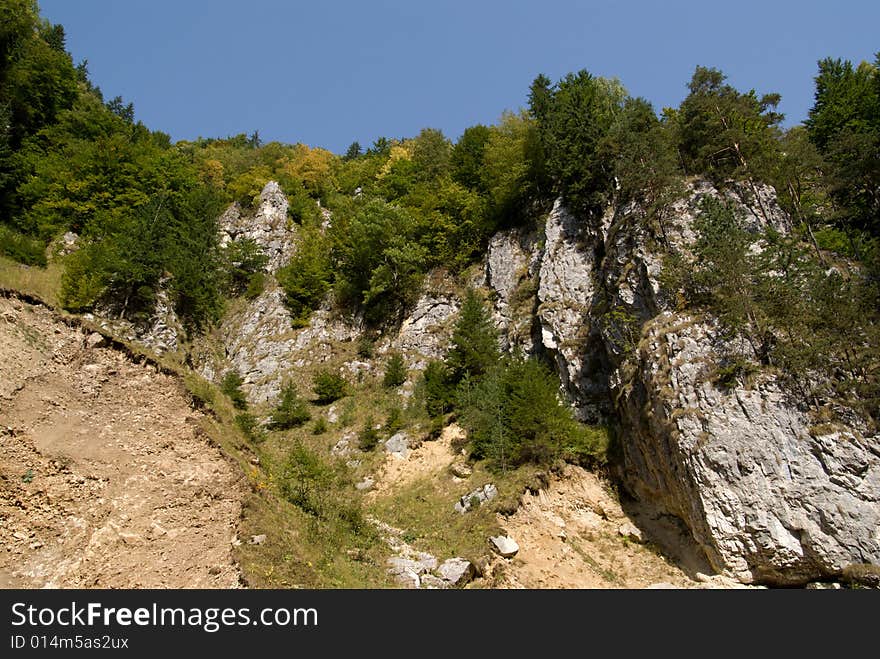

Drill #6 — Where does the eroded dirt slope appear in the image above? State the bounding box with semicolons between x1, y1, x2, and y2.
369;426;742;588
0;297;244;588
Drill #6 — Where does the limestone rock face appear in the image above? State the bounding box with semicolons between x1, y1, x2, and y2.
218;181;295;272
86;278;182;355
486;230;540;353
192;181;368;404
535;199;611;422
528;180;880;584
616;316;880;584
196;283;359;404
392;293;459;366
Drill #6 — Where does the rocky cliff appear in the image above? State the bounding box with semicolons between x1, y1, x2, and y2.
192;179;879;585
481;181;880;585
195;182;462;404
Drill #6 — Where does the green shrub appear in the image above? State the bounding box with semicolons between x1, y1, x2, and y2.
0;226;47;266
337;399;356;427
383;352;407;388
422;360;454;417
278;442;337;517
221;371;248;410
311;416;328;435
446;288;500;382
358;417;380;451
277;441;371;538
223;238;268;297
277;228;332;327
244;272;266;300
235;412;265;443
458;357;607;470
384;405;404;434
356;337;374;359
312;368;348;404
712;356;758;389
270;382;311;429
427;414;445;440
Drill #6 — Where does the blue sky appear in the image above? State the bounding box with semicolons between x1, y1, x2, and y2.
40;0;879;154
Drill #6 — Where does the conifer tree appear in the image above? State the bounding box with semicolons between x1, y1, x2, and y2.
445;289;500;382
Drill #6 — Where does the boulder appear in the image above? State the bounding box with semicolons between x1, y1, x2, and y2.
490;535;519;558
454;483;498;513
419;574;449;589
86;332;107;349
355;477;374;491
437;558;475;586
618;522;643;543
450;462;473;479
384;432;410;458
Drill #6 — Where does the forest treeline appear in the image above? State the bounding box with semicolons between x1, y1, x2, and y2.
1;1;878;428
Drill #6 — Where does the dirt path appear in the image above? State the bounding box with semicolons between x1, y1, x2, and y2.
0;298;244;588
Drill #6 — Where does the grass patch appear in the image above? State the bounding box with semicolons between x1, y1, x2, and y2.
370;477;502;563
0;256;63;306
180;370;390;587
369;461;545;563
0;226;47;266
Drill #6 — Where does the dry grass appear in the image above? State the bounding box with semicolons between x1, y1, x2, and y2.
0;256;63;306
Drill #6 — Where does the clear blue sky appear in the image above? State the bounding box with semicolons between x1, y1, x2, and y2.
39;0;879;154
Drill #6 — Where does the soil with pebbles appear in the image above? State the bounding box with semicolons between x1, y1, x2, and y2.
0;297;244;588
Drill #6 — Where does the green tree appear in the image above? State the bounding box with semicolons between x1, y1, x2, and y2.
445;289;499;382
421;360;454;417
481;110;545;225
223;238;268;297
221;371;248;410
269;382;311;429
312;368;348;404
530;70;626;216
771;126;828;260
599;97;683;241
278;442;336;517
675;66;783;185
410;127;452;179
450;124;490;192
382;352;407;388
688;197;771;361
277;227;332;326
330;198;426;324
343;141;362;161
458;356;607;471
358;417;380;450
806;56;880;237
0;1;79;221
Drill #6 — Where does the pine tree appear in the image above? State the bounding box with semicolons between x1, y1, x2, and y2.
383;352;407;388
445;288;500;382
269;382;311;429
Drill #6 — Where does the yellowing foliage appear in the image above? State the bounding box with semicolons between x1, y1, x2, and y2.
282;144;336;192
200;158;225;189
378;144;412;179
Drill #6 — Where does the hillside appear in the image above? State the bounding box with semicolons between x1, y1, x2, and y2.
0;1;878;589
0;294;242;587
